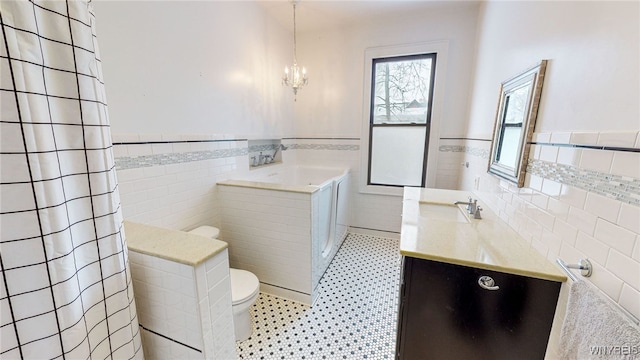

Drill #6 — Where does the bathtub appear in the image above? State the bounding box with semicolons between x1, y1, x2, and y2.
217;166;350;305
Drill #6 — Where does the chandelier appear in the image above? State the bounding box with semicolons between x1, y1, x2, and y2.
282;0;308;98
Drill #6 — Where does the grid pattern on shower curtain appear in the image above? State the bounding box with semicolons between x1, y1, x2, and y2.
0;1;142;359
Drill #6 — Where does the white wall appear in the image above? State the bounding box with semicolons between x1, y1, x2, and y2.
293;3;481;232
94;1;298;232
294;2;479;138
459;0;640;342
95;1;479;233
94;1;294;138
466;1;639;138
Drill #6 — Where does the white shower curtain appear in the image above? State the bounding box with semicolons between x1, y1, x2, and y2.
0;1;142;359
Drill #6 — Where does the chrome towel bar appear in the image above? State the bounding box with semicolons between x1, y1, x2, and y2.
556;258;639;326
556;258;592;282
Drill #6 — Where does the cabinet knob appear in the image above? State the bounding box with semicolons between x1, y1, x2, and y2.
478;275;500;290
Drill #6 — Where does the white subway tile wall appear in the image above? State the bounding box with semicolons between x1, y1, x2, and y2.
457;130;640;320
435;139;466;189
112;131;639;322
129;251;201;358
128;249;235;360
112;135;364;232
139;328;202;360
597;131;638;147
197;250;236;360
112;133;246;231
218;185;314;303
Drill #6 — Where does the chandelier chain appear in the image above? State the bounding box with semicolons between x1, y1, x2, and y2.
293;2;297;65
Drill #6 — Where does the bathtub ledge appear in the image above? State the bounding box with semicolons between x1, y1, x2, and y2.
217;179;319;194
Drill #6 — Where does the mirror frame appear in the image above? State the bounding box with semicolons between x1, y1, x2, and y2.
488;60;547;187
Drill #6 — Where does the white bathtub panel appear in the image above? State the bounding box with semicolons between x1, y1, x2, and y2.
223;221;311;245
224;207;312;228
226;238;311;263
221;222;312;247
226;242;312;275
223;229;311;253
224;194;310;212
225;206;311;225
230;251;311;290
223;245;311;293
228;217;294;235
285;223;314;236
218;168;349;305
249;197;303;212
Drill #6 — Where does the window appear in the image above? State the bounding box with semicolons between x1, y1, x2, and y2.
360;41;448;196
367;53;436;187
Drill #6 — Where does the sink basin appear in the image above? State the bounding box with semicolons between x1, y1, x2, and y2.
419;202;470;223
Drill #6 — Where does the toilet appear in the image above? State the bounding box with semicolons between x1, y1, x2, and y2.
188;226;260;342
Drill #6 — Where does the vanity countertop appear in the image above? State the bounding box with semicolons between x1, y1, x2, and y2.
124;221;228;266
401;187;566;282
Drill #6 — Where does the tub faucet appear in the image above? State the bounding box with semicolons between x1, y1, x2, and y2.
272;143;288;161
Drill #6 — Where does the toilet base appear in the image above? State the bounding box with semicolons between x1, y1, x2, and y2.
233;306;252;342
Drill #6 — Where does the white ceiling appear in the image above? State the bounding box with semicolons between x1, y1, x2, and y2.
257;0;481;32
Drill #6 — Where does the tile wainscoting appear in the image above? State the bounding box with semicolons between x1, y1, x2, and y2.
456;131;640;321
111;134;362;232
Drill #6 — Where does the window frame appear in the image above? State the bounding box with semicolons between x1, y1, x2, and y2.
359;41;449;196
367;53;437;188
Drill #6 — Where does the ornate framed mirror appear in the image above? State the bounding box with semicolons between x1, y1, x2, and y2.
488;60;547;187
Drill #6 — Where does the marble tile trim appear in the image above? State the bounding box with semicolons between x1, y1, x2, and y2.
114;139;359;170
249;144;277;152
440;140;639;207
439;144;490;159
526;159;640;207
115;147;248;170
290;143;359;151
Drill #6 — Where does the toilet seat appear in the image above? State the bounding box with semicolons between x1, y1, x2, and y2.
230;268;259;305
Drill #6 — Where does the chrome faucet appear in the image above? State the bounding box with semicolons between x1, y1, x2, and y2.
454;196;477;214
259;151;270;165
272;143;288;161
474;206;483;219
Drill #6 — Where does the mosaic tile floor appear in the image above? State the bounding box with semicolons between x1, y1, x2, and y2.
236;233;401;359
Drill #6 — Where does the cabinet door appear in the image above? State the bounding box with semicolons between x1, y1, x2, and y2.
396;257;561;360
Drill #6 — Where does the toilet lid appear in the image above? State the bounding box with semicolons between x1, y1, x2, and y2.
230;268;259;305
188;226;220;239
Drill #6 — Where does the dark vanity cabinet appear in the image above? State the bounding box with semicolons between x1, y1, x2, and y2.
396;256;561;360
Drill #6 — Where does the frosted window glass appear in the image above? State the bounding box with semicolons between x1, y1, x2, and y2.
496;126;522;168
370;127;426;186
